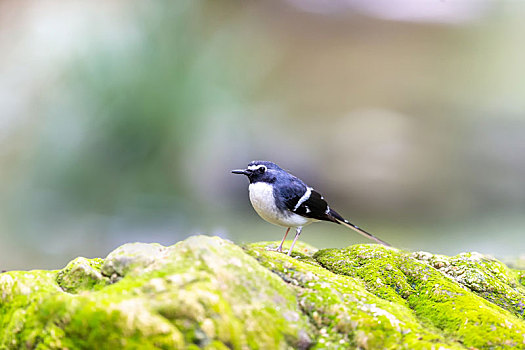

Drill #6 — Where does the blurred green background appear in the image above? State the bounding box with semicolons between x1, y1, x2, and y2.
1;0;524;270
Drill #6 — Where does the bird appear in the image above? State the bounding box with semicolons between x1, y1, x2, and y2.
232;160;391;256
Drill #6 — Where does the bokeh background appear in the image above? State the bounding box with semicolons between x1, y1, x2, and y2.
1;0;524;270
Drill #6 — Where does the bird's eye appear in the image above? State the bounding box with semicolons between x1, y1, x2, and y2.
258;166;266;173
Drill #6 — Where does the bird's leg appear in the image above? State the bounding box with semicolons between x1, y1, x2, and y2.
277;227;290;253
287;227;302;256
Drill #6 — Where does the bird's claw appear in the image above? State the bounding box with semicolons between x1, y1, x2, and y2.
266;245;284;253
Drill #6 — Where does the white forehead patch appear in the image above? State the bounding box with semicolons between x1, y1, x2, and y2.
248;164;267;171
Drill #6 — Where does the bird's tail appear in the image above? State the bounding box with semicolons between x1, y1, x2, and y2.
335;217;392;247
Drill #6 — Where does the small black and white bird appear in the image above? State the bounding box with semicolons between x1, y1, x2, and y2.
232;160;391;256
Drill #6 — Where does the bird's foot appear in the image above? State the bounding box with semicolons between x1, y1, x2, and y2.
266;245;284;253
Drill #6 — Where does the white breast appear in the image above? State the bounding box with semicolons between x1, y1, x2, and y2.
248;182;314;228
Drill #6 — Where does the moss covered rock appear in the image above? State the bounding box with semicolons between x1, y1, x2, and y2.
1;236;524;349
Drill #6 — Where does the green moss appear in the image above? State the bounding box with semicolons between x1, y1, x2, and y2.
2;236;524;349
515;269;525;288
246;243;463;349
315;245;525;349
411;251;525;319
1;237;312;349
56;257;107;293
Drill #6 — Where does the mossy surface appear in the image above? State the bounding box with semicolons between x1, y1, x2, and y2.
1;237;312;349
1;236;524;349
245;242;463;349
314;245;525;349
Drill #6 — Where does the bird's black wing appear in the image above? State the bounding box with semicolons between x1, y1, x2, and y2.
293;189;339;223
295;191;392;246
275;179;338;223
276;178;392;246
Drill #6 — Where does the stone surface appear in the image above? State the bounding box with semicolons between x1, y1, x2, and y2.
1;235;524;349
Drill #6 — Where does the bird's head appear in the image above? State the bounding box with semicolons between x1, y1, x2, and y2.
231;160;282;183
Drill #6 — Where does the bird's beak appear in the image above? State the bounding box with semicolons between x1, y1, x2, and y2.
231;168;250;175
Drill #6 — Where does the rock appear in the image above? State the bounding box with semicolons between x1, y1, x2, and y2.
1;235;524;349
56;257;107;293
